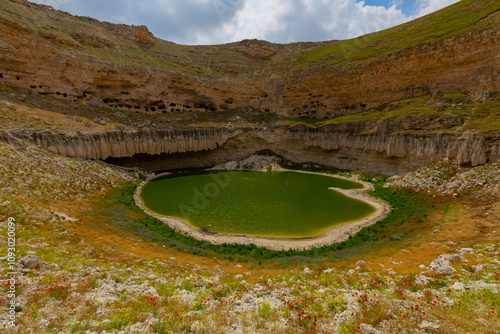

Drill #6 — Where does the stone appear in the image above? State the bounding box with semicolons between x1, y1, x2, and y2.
234;274;243;280
451;282;465;290
20;255;41;269
356;260;367;267
54;211;78;222
449;254;463;263
457;248;474;255
302;268;310;275
15;94;27;102
40;261;52;270
419;320;440;331
359;323;380;334
429;257;456;275
241;294;254;303
415;274;430;286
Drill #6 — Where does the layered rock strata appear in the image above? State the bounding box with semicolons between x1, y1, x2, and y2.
3;125;499;175
0;0;498;117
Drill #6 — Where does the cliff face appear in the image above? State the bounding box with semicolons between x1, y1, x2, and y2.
0;0;498;117
3;124;499;175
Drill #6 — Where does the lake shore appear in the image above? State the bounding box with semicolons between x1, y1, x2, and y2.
134;170;391;251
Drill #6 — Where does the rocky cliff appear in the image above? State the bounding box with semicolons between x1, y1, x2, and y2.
0;0;498;118
3;121;499;175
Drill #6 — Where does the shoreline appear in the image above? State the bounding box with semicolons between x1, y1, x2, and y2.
134;170;391;251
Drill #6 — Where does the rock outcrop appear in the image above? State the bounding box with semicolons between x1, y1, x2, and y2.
3;123;499;175
0;0;498;117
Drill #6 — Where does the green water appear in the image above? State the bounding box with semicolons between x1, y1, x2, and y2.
139;171;376;238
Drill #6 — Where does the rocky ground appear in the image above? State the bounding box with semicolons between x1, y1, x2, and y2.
0;141;499;333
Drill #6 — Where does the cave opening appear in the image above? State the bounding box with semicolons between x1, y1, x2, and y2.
0;74;3;78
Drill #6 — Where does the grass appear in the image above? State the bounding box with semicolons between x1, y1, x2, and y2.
88;163;434;264
294;0;500;67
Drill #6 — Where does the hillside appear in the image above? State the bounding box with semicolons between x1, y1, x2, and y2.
0;0;498;117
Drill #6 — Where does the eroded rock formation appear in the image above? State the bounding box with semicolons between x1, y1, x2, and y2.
3;122;499;175
0;0;498;117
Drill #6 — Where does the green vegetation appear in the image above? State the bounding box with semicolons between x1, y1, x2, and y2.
96;164;432;262
294;0;500;67
280;94;500;136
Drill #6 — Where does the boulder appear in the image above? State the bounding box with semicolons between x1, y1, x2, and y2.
20;255;41;269
356;260;367;268
429;256;456;275
419;320;440;331
416;274;430;286
451;282;465;291
241;294;254;303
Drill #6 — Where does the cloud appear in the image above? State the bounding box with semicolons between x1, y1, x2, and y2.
189;0;411;44
414;0;460;17
28;0;460;45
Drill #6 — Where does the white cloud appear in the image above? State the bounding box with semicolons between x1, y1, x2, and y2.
190;0;410;44
414;0;460;17
27;0;461;45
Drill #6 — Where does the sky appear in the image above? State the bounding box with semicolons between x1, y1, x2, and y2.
29;0;461;45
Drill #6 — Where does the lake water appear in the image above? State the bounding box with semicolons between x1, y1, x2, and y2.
139;171;376;238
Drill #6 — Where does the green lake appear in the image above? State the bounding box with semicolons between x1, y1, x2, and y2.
139;171;376;238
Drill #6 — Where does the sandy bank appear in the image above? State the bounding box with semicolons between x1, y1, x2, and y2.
134;170;391;251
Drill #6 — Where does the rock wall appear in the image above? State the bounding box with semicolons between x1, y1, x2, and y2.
0;0;498;117
3;125;499;175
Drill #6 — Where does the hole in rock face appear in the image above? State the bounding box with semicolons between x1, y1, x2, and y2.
145;107;149;111
360;103;367;108
56;92;61;95
30;85;36;89
150;107;156;112
134;106;141;109
0;74;4;78
16;77;20;80
63;93;68;98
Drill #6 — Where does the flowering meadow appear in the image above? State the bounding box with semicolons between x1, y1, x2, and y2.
0;140;499;333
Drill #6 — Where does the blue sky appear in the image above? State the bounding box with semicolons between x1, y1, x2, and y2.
29;0;460;45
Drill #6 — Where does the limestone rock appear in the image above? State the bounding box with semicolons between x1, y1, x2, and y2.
359;323;380;334
241;294;254;303
429;256;456;275
0;1;497;119
356;260;367;268
20;255;41;269
419;320;440;331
